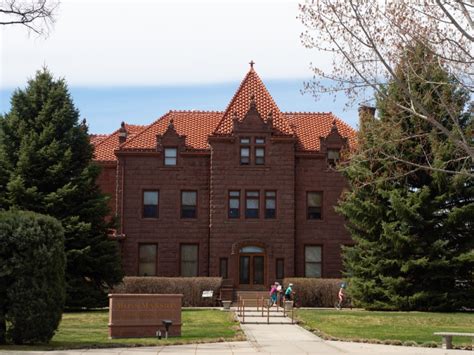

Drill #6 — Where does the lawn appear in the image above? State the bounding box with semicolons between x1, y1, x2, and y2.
0;309;244;350
297;309;474;348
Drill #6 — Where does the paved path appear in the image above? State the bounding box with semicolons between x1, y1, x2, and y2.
0;309;468;354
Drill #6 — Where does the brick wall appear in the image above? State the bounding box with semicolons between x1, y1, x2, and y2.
96;162;117;215
97;125;353;285
209;130;296;289
116;151;211;276
295;155;352;278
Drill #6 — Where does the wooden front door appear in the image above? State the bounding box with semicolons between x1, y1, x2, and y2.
239;254;265;286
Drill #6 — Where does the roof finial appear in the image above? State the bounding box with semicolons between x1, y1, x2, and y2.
118;121;128;142
168;118;174;129
249;60;255;69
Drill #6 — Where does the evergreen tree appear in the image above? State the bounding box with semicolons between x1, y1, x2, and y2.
338;44;473;311
0;69;123;308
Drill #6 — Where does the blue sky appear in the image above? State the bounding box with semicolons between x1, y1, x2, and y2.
0;79;358;134
1;0;361;134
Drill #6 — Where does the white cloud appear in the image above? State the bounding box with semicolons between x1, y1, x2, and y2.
1;0;330;88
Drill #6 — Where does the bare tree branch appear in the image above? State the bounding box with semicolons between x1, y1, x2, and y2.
0;0;59;36
299;0;474;176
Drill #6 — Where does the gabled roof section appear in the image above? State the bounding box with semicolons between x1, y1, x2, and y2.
214;68;293;135
285;112;357;152
90;134;108;146
93;124;146;162
121;111;223;151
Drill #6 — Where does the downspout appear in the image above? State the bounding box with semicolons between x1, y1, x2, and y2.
208;149;212;277
293;143;297;278
120;158;125;236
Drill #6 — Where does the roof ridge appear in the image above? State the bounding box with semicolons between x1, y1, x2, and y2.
125;123;147;128
283;111;333;115
121;112;172;149
169;110;224;114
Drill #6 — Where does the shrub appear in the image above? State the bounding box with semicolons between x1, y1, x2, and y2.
112;277;223;306
282;278;342;307
0;211;66;344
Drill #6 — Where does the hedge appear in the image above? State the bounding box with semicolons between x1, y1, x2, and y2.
112;277;223;306
0;210;66;344
282;278;343;307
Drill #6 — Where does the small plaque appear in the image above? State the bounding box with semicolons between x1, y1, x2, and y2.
202;290;213;298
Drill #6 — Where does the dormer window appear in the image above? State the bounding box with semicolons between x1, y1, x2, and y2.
240;137;250;165
327;149;340;167
164;147;177;166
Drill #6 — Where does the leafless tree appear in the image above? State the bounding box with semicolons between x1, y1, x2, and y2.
299;0;473;177
0;0;58;35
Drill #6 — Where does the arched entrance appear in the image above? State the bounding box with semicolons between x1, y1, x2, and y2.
238;245;265;287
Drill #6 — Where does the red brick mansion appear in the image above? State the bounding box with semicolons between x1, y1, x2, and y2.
92;66;357;290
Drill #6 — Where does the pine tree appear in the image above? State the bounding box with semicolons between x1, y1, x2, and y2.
0;69;123;308
338;44;474;311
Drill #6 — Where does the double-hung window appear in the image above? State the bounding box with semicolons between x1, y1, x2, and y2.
143;191;159;218
164;147;177;166
228;190;240;218
180;244;198;276
219;258;228;279
245;191;259;218
307;192;322;219
305;246;322;277
327;149;340;167
255;137;265;165
255;147;265;165
240;137;250;165
138;244;157;276
181;191;197;218
276;258;284;279
264;191;276;218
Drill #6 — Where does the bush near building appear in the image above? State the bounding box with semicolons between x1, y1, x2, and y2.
0;210;65;345
283;278;342;307
112;277;223;306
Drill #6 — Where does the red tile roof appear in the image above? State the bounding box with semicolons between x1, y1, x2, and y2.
285;113;356;151
213;68;293;135
90;134;108;146
121;111;223;151
93;124;146;161
92;69;357;161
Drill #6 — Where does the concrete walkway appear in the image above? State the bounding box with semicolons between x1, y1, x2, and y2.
0;309;468;354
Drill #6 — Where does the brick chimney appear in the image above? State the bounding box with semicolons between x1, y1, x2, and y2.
118;121;128;144
358;105;375;132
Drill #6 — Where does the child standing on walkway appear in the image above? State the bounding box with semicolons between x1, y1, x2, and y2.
269;282;278;305
284;283;293;301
